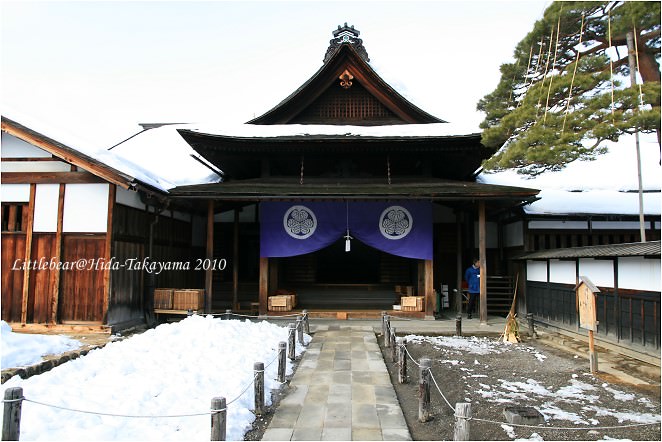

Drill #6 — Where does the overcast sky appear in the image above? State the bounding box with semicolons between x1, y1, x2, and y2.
1;0;549;149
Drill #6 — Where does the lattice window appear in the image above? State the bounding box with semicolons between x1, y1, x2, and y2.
1;203;27;232
292;81;404;124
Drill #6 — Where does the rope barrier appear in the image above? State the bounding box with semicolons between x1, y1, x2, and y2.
465;415;661;431
428;370;455;412
22;398;217;418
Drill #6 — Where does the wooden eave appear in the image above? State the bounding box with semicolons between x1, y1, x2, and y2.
1;117;135;190
170;177;540;202
178;129;486;154
247;44;444;125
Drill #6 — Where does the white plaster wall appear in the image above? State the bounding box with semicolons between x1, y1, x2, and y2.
549;260;576;284
115;187;145;210
1;133;51;158
591;221;651;230
33;184;59;232
1;161;71;172
618;257;661;292
529;220;588;230
527;261;548;282
504;221;523;247
63;183;109;233
1;184;30;202
578;258;614;288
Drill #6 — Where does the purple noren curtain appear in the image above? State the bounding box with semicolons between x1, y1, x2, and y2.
260;201;432;260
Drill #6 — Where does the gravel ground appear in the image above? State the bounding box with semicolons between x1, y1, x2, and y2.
381;334;661;441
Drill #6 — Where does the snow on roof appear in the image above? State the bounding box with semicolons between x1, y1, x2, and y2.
108;125;220;190
524;189;660;216
1;107;219;192
186;122;481;138
478;132;661;216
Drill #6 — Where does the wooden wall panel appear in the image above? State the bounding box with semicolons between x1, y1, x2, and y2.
60;234;105;322
1;234;26;322
106;240;144;325
28;233;57;323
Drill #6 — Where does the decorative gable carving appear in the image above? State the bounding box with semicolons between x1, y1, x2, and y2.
290;81;404;125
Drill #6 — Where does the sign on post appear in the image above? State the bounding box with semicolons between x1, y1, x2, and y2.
575;276;600;373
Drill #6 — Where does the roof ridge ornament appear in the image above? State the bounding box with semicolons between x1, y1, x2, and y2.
324;23;370;64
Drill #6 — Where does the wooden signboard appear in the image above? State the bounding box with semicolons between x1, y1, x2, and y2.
575;276;600;373
576;277;599;331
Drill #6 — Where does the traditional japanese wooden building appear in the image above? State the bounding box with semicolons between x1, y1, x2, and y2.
169;24;540;319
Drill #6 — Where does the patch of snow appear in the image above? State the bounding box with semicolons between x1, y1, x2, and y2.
1;321;81;368
440;359;461;366
538;403;589;424
471;374;488;378
584;405;661;424
501;423;516;439
602;385;636;402
0;316;309;441
189;122;481;139
515;432;544;441
556;380;598;402
405;334;506;355
602;436;633;441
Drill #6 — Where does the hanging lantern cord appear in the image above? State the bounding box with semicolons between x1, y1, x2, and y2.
300;155;304;185
387;154;392;185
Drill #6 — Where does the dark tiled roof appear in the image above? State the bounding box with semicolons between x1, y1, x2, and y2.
170;177;539;201
516;241;661;260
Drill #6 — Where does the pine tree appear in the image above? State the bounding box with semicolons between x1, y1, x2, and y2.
478;1;660;176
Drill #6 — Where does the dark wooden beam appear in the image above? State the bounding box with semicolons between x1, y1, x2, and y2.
50;184;65;324
259;258;269;316
205;200;215;314
1;172;106;184
102;184;115;324
21;184;36;324
424;259;434;319
479;201;487;324
1;121;132;189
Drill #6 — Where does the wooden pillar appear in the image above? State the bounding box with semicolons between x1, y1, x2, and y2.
478;201;487;324
205;200;214;314
417;260;425;302
102;184;115;324
232;209;239;310
455;212;463;313
424;259;434;319
20;184;36;324
50;184;65;324
259;257;269;315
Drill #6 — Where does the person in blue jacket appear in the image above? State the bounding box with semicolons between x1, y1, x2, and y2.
464;258;480;319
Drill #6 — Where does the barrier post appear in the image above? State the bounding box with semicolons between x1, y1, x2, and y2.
254;362;265;415
454;402;471;441
398;338;408;384
288;323;296;360
455;314;462;336
2;387;23;441
390;327;397;362
277;341;286;382
418;358;431;422
211;397;226;441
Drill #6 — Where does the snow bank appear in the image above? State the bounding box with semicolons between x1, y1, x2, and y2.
404;334;507;355
1;316;310;441
1;321;81;369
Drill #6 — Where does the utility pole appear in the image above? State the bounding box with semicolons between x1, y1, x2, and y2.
626;31;646;243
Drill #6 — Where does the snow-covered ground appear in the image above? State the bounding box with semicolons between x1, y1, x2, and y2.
1;316;310;441
1;321;82;368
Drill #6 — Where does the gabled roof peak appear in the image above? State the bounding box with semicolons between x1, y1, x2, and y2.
324;23;369;63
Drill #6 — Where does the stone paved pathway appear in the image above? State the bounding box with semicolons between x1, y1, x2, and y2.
261;325;411;441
